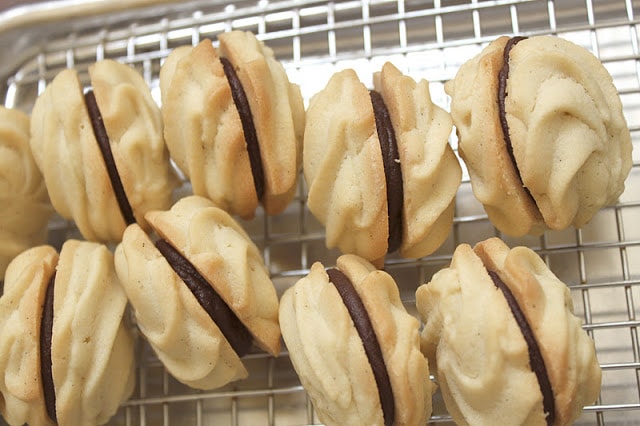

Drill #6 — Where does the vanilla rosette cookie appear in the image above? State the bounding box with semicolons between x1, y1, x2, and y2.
416;237;601;425
304;62;461;266
0;106;52;278
446;35;632;236
115;195;280;390
279;254;432;426
30;59;179;243
160;31;304;219
0;240;135;426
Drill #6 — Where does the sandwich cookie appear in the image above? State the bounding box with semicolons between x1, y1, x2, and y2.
0;240;135;426
279;254;433;426
115;195;281;390
159;31;304;219
416;237;601;425
445;35;632;236
304;62;461;266
30;59;179;243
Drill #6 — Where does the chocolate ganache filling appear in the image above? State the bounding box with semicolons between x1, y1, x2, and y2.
155;238;253;357
40;271;57;424
497;36;536;203
220;56;265;202
326;268;395;426
84;90;137;226
370;90;404;254
488;270;555;426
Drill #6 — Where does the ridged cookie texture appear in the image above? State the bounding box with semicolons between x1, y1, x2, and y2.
30;59;179;243
115;195;281;390
0;240;135;426
416;237;601;426
304;62;461;265
279;254;433;426
160;31;304;219
0;106;52;278
446;35;632;236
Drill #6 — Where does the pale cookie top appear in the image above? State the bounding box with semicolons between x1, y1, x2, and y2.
0;106;52;278
30;60;179;243
416;237;601;426
279;254;432;426
160;31;304;218
0;240;135;426
446;35;632;236
304;63;460;264
507;36;631;230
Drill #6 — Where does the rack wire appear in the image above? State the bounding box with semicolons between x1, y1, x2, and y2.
1;0;639;424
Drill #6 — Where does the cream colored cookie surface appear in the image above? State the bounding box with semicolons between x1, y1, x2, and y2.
446;35;632;236
30;60;178;243
0;107;52;278
280;254;432;426
416;238;601;425
506;36;631;230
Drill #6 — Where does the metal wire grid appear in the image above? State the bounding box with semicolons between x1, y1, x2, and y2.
1;0;640;424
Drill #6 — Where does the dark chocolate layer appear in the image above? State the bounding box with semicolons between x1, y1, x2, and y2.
84;90;137;226
220;56;265;202
488;270;555;426
326;268;395;426
40;271;57;424
155;238;253;357
370;90;404;254
497;36;536;203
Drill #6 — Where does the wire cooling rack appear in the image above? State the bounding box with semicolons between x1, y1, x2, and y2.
1;0;639;424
